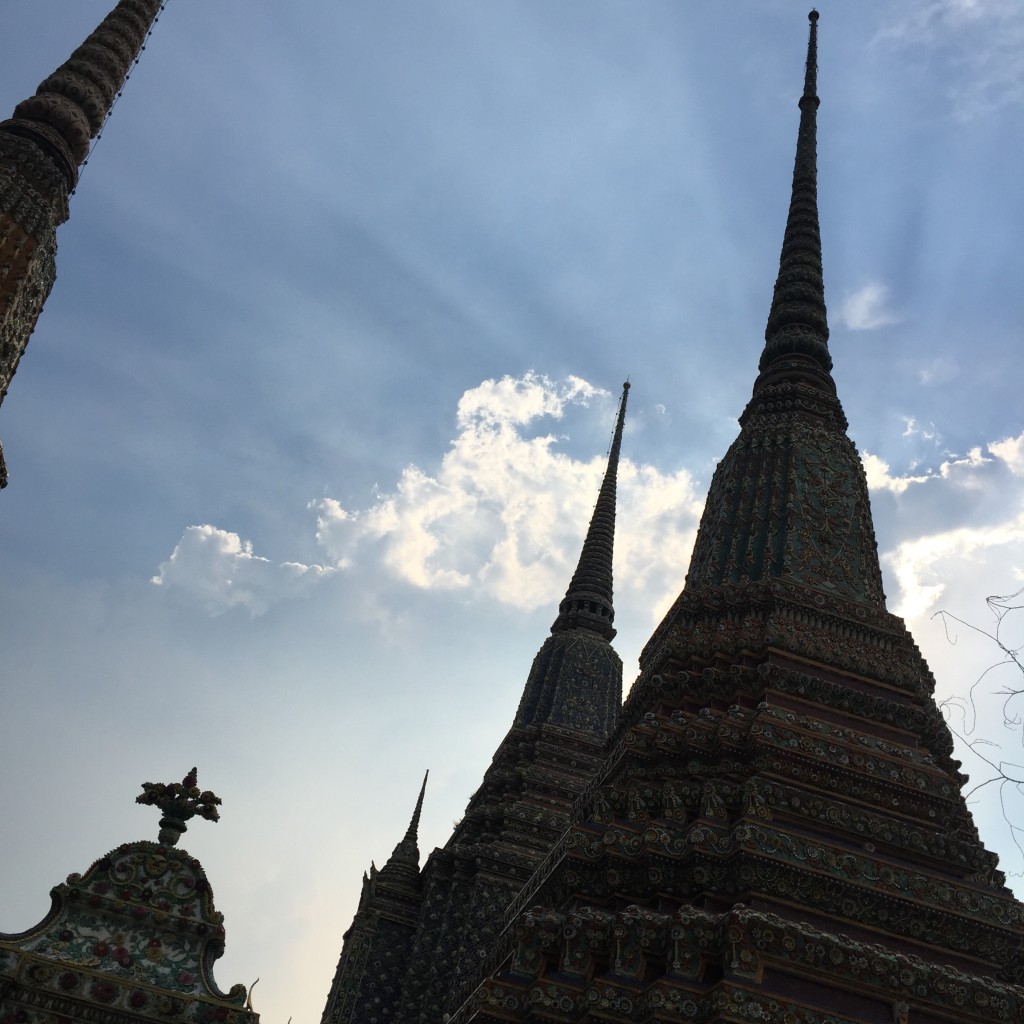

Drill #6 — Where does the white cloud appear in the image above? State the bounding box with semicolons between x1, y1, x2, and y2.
615;461;703;622
938;445;990;481
315;373;702;615
455;373;600;427
855;426;1024;626
861;443;992;497
837;282;901;331
990;431;1024;474
156;375;702;620
886;514;1024;621
151;524;333;616
861;452;930;494
870;435;1024;621
901;416;941;443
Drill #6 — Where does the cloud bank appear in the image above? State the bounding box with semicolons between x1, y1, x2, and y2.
155;375;1024;640
155;374;703;619
863;432;1024;621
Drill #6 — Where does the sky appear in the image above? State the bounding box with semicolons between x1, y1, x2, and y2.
1;1;1023;1021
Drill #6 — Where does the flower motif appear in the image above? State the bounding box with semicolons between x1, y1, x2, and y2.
91;981;117;1003
136;769;222;845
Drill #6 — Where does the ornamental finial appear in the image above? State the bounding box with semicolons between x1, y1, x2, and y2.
136;767;222;847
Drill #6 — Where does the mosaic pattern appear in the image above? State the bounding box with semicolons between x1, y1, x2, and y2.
474;904;1024;1023
0;840;255;1024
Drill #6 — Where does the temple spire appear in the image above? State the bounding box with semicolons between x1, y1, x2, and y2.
1;0;165;487
402;771;429;845
673;11;887;609
758;9;831;383
550;381;629;641
2;0;164;191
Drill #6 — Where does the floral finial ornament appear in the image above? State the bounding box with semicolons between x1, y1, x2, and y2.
136;768;222;847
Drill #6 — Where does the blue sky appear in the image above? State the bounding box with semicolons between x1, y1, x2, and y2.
2;2;1023;1022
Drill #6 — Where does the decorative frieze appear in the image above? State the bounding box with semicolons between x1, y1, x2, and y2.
477;904;1024;1024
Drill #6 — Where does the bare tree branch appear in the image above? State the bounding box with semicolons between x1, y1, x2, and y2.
935;588;1024;872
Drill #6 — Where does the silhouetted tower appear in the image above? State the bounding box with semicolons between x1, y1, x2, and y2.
0;0;162;486
458;13;1024;1024
321;384;631;1024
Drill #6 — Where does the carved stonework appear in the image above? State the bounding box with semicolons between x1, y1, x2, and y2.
640;581;929;692
475;903;1024;1024
0;143;60;414
0;0;164;484
0;776;255;1024
5;0;163;176
683;411;886;607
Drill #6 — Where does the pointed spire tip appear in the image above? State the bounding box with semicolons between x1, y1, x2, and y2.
755;2;829;382
403;769;429;843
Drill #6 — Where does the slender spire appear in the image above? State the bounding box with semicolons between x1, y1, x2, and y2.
402;770;429;844
550;382;629;641
1;0;164;190
758;9;831;384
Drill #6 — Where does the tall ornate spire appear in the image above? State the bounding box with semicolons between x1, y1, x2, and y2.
0;0;164;487
759;9;831;382
550;381;630;641
677;11;886;609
